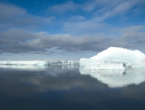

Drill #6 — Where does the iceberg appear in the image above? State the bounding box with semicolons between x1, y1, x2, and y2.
80;47;145;70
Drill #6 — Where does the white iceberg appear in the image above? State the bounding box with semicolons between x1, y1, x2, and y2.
80;47;145;70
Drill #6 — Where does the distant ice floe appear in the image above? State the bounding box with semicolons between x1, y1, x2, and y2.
80;68;145;88
0;60;79;69
0;61;47;66
80;47;145;70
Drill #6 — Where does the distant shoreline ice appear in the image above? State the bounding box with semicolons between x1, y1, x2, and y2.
0;60;79;67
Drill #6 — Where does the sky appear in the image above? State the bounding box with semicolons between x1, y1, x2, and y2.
0;0;145;60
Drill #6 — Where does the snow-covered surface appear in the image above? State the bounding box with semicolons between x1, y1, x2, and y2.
0;65;47;70
80;47;145;69
84;61;125;69
0;61;48;66
80;68;145;88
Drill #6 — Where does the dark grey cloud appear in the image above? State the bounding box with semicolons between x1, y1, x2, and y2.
0;25;145;55
0;29;110;54
0;29;42;53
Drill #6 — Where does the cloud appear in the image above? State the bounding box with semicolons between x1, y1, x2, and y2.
47;1;79;13
0;29;107;54
69;15;86;21
61;0;145;34
63;19;107;34
93;0;145;21
121;25;145;33
0;25;145;55
0;29;37;53
0;3;55;31
0;1;145;57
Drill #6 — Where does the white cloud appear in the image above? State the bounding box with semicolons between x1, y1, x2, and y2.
69;15;85;21
93;0;145;21
61;0;145;35
121;25;145;33
47;1;79;13
63;19;106;34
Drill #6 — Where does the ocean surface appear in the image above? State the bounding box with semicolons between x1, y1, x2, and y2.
0;66;145;110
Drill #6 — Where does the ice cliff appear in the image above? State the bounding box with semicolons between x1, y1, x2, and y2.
80;47;145;70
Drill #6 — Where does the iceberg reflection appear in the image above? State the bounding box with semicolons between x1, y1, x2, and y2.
80;67;145;88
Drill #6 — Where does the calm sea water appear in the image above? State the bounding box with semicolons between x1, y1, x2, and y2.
0;66;145;110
